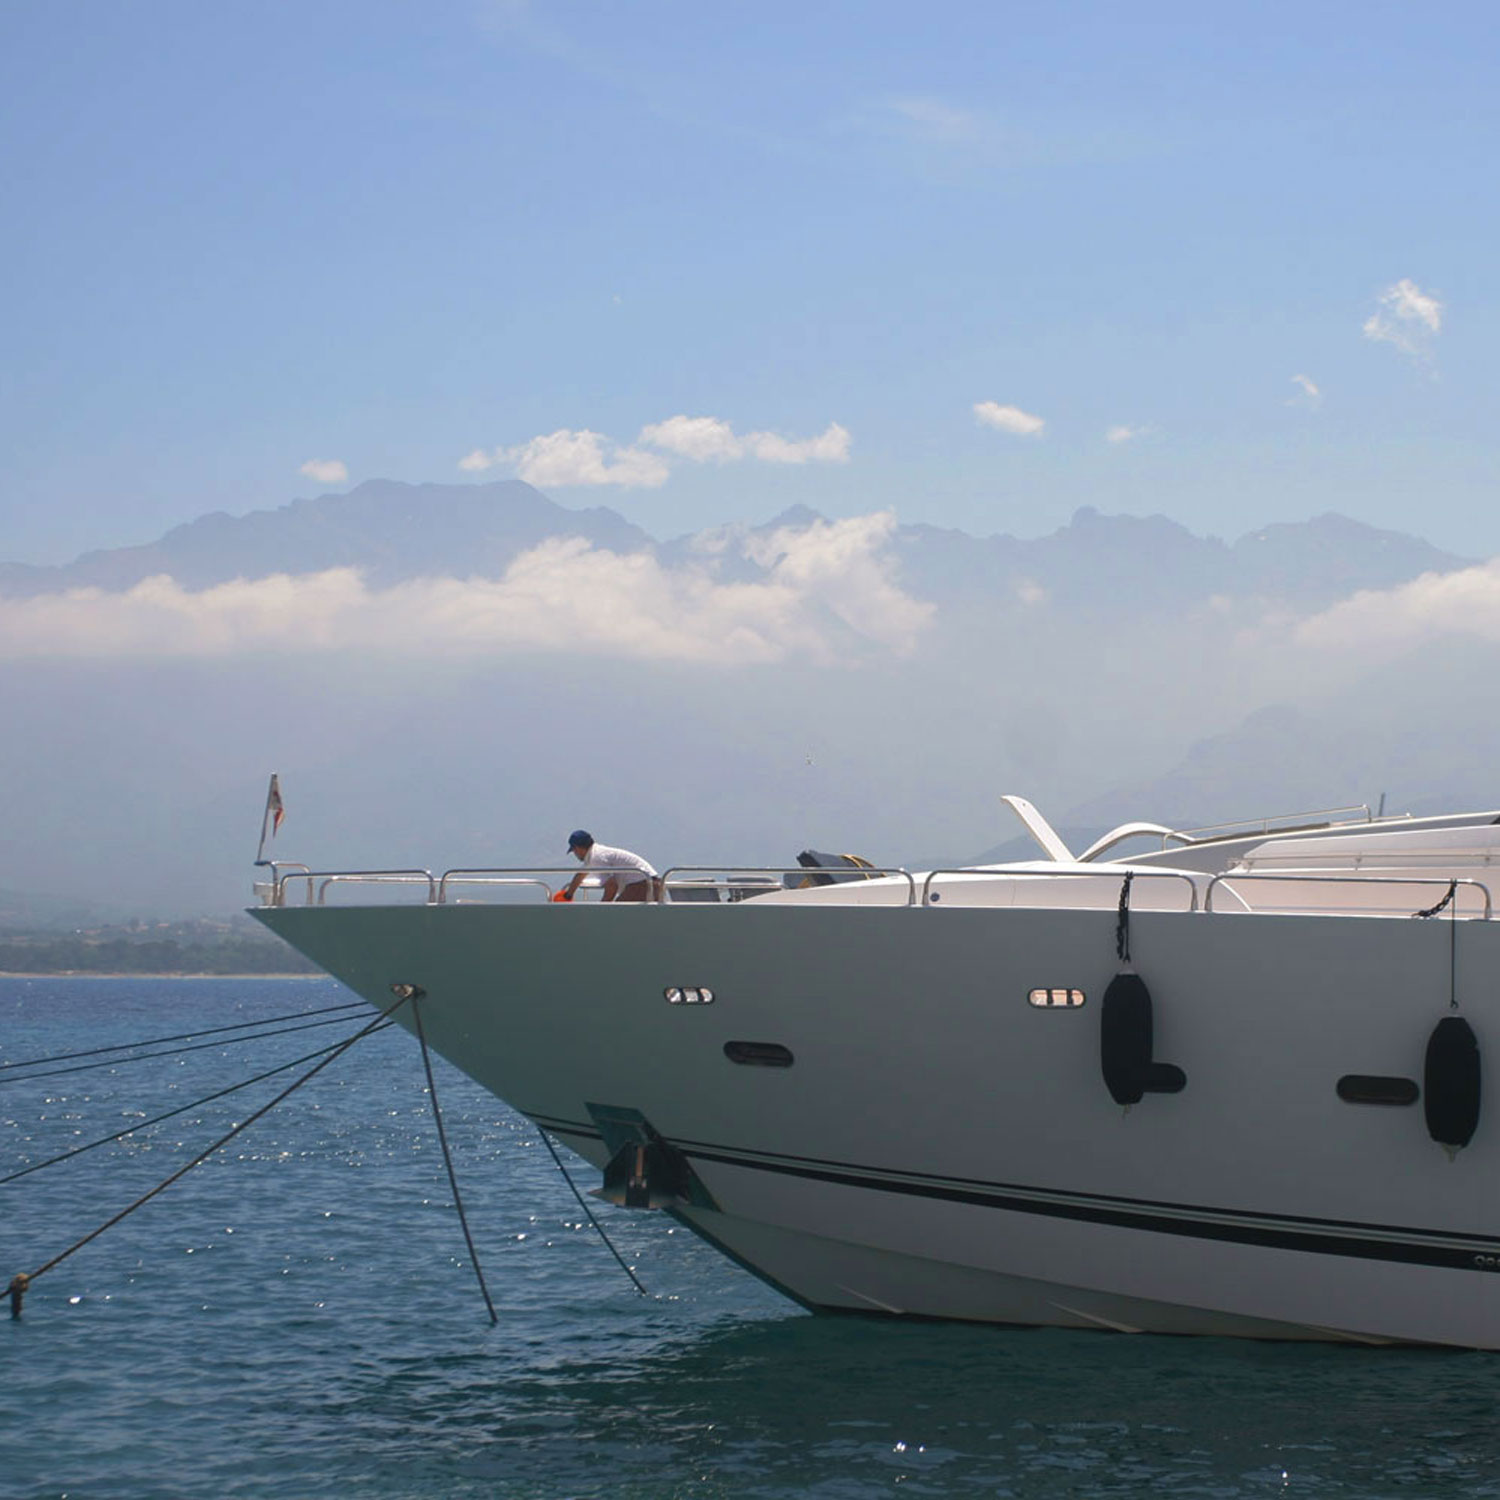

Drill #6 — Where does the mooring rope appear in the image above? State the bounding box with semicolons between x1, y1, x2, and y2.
0;1023;395;1186
1414;879;1460;921
0;999;367;1073
7;995;409;1317
0;1011;374;1087
536;1128;650;1299
411;999;497;1326
1412;878;1462;1011
1115;871;1135;965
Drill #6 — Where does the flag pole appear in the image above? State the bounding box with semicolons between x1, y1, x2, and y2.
254;773;282;865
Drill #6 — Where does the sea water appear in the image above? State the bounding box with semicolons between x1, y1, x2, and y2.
3;976;1500;1500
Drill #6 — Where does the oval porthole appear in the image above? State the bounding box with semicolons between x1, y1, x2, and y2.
1029;988;1086;1009
724;1041;794;1068
665;987;715;1005
1337;1074;1419;1106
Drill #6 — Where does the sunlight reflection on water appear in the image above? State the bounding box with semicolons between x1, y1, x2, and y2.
3;977;1500;1499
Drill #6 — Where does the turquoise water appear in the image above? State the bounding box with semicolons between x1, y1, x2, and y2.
3;976;1500;1499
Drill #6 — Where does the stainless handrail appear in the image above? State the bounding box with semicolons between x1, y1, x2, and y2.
256;862;310;907
316;872;438;905
1167;804;1372;847
438;870;563;902
274;869;438;906
1205;872;1494;920
658;866;918;905
921;867;1200;911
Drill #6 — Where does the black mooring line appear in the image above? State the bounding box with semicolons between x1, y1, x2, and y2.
535;1127;650;1299
0;1000;367;1072
411;1000;498;1326
0;1023;395;1186
0;1013;373;1086
18;996;410;1293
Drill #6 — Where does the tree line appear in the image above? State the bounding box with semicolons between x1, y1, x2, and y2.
0;920;317;975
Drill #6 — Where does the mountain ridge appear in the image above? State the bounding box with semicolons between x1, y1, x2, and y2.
0;481;1475;613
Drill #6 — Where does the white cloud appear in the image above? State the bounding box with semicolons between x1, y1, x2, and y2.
1296;561;1500;653
741;511;934;651
747;423;852;464
1363;278;1444;364
462;417;850;485
638;415;851;465
299;459;348;484
1105;424;1146;444
0;514;933;665
459;429;669;488
974;402;1045;437
1288;374;1322;410
640;415;743;462
887;96;985;144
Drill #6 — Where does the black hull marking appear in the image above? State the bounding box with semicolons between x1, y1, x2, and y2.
525;1113;1500;1273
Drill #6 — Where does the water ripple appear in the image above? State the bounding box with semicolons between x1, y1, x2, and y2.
5;978;1500;1498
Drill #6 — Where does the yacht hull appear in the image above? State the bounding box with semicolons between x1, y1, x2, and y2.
255;900;1500;1345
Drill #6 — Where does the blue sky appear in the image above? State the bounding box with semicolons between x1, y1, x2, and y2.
3;0;1497;564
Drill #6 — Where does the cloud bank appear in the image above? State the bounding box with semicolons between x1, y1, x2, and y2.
0;513;932;666
1297;561;1500;652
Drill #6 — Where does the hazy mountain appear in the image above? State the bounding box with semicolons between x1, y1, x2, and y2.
0;482;1489;915
894;507;1472;615
1056;635;1500;834
0;479;654;596
958;648;1500;870
0;484;1471;611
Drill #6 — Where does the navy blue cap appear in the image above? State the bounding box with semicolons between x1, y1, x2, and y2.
567;829;593;851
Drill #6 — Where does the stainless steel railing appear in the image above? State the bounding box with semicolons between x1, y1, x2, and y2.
439;870;565;902
920;867;1201;911
1166;804;1373;847
658;866;918;905
1205;872;1494;920
258;860;1496;920
275;870;439;906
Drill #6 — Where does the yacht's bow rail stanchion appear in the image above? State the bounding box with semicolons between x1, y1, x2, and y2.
1205;872;1495;920
920;867;1201;910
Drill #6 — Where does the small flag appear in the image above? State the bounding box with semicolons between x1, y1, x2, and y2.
267;774;284;836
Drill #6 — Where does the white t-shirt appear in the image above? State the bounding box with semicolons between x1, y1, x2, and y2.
584;843;658;879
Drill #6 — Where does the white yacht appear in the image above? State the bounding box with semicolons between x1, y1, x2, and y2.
253;796;1500;1346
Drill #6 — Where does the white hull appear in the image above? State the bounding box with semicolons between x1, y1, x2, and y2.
256;897;1500;1346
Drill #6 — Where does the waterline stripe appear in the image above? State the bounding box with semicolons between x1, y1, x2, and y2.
528;1113;1500;1272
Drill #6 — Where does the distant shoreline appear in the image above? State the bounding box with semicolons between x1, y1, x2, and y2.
0;970;324;980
